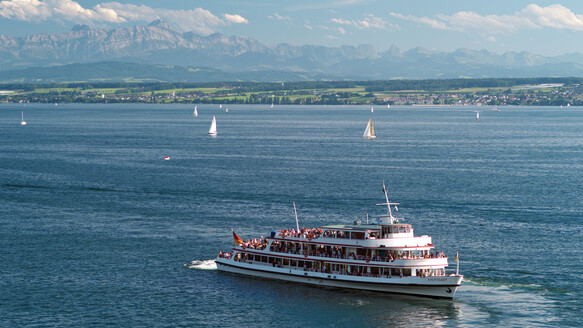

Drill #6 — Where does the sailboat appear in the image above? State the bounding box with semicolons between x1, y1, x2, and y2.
363;117;376;139
208;115;217;135
270;103;274;109
371;107;374;113
193;106;198;117
475;111;480;120
20;111;27;126
387;103;390;109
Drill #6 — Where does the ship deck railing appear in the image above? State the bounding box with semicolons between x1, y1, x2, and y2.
232;258;449;279
265;247;447;263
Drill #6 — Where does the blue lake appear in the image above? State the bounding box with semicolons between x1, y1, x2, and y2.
1;103;581;327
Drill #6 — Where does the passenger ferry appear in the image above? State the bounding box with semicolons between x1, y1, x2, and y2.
215;183;463;298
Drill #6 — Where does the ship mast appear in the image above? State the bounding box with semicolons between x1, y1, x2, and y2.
376;180;400;224
293;202;300;231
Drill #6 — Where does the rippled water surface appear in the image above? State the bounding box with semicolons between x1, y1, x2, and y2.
1;103;581;327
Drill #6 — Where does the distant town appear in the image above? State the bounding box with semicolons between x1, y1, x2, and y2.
1;78;583;106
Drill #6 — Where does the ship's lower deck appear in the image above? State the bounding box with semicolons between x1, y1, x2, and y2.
215;258;462;299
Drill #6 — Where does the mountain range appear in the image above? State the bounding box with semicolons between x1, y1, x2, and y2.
2;20;583;82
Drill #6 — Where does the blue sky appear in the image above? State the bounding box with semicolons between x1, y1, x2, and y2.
1;0;583;56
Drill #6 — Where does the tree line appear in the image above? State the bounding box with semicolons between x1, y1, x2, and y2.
2;77;581;93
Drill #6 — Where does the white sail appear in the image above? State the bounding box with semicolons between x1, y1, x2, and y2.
194;106;198;117
208;115;217;135
363;117;376;139
20;111;26;126
371;107;374;113
270;103;274;109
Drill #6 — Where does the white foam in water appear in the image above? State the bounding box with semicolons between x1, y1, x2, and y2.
184;259;217;270
455;280;558;326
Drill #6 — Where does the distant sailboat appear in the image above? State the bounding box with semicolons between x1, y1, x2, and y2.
387;104;390;108
20;111;26;126
225;108;229;113
371;107;374;113
270;103;274;109
219;104;223;109
475;111;480;120
208;115;217;135
193;106;198;117
363;117;376;139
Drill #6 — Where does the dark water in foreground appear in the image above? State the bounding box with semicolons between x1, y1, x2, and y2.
1;104;581;327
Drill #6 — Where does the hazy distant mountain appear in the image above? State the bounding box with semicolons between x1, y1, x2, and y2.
2;20;583;81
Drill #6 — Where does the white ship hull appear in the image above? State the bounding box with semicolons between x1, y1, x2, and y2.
216;258;462;299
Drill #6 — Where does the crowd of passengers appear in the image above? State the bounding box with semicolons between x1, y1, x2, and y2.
279;228;322;239
217;251;232;259
239;237;269;250
270;241;447;262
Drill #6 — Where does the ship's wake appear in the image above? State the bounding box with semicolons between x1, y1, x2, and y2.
184;259;217;270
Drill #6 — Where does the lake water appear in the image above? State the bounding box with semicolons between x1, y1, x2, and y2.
1;103;581;327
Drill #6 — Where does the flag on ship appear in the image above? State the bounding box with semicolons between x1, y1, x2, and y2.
231;229;243;245
455;252;459;261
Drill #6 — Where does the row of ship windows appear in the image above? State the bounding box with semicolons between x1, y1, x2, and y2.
322;226;411;240
235;252;445;277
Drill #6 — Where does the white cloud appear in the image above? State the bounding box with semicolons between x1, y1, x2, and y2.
338;26;346;35
101;2;224;34
521;4;583;31
224;13;247;24
0;0;124;23
390;13;448;30
331;14;391;30
269;13;291;21
391;4;583;36
0;0;248;35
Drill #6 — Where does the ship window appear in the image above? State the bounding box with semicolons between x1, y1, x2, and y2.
351;232;365;240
